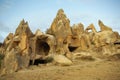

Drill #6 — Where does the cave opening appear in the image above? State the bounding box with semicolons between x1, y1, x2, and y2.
68;46;78;52
29;59;48;65
36;39;50;56
29;39;51;66
114;43;120;45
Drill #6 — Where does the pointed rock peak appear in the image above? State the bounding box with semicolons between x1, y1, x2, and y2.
18;19;28;27
57;9;64;15
72;23;84;35
87;24;95;29
89;23;94;26
7;33;14;37
36;29;41;32
19;19;29;26
72;23;84;28
18;19;26;28
35;29;43;36
4;33;13;41
47;9;71;36
98;20;112;31
56;9;67;19
15;19;33;37
20;19;25;25
79;23;84;30
25;21;28;25
98;20;104;26
85;23;97;33
79;23;84;26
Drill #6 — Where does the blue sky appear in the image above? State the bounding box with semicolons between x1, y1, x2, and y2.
0;0;120;42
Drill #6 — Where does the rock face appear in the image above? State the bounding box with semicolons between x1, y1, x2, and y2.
85;20;117;54
47;9;72;37
0;9;119;75
2;49;18;74
3;33;14;51
53;54;73;66
71;23;84;36
46;9;72;55
15;19;33;37
1;19;34;74
29;33;56;64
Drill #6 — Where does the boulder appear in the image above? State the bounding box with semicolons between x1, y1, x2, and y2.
53;54;72;66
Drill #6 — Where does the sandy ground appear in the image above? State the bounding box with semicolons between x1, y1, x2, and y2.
0;58;120;80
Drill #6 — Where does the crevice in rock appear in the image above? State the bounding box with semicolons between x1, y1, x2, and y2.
68;46;78;52
29;59;47;65
114;43;120;45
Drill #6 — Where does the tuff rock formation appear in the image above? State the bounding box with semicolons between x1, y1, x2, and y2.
0;19;34;74
98;20;113;31
0;9;120;75
46;9;72;55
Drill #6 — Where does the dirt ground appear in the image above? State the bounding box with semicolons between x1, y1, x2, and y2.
0;58;120;80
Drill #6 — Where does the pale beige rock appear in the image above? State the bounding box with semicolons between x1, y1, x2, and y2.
2;49;18;74
1;19;34;75
86;23;117;48
46;9;72;54
3;33;14;50
15;19;33;38
53;54;72;66
93;31;117;47
35;29;43;36
71;23;84;36
46;9;72;37
98;20;112;31
86;24;97;33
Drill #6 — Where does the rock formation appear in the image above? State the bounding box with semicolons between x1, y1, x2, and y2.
71;23;84;36
46;9;72;56
98;20;112;31
85;21;117;54
0;9;120;75
1;19;34;74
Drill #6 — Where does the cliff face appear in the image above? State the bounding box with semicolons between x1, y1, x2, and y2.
0;9;120;75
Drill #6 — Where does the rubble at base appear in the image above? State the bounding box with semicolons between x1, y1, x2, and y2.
0;9;120;75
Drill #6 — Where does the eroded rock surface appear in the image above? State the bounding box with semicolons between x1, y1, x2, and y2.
0;9;120;75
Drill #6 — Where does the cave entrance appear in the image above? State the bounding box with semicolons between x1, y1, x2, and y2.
29;39;51;66
114;42;120;45
29;59;48;65
36;39;50;56
68;46;78;52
